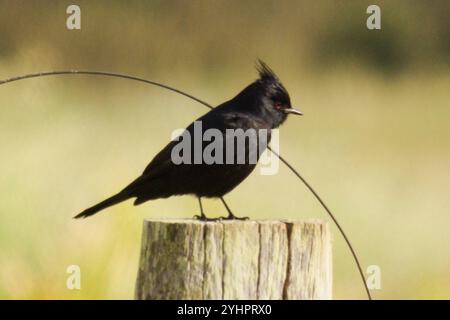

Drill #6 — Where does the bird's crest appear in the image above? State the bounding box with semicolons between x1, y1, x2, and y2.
255;60;288;100
256;60;279;83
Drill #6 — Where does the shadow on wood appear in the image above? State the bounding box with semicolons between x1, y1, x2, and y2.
135;219;332;300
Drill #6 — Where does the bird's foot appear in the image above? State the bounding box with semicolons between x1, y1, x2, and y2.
220;214;249;221
193;214;221;222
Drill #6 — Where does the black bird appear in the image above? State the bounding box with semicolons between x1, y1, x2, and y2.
75;61;302;220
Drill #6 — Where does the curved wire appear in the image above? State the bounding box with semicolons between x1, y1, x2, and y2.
0;70;213;110
268;147;371;299
0;70;371;299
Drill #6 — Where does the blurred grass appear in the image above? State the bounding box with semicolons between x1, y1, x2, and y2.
0;1;449;299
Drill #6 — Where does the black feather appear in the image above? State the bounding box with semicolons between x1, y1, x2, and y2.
256;59;278;82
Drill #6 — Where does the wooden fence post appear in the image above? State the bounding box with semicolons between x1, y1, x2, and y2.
135;219;332;300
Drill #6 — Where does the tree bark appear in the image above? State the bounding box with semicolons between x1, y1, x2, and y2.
135;219;332;300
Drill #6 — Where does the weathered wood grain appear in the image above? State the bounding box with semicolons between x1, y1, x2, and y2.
135;219;332;300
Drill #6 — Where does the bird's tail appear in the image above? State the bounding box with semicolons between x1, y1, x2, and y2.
74;191;131;219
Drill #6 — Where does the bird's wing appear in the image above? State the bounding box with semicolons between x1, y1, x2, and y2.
141;139;179;177
142;109;266;172
122;107;266;193
120;140;178;193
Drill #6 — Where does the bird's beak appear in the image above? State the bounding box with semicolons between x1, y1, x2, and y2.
284;107;303;116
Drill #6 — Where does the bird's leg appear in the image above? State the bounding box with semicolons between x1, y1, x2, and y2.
219;197;249;220
193;197;220;221
193;197;207;220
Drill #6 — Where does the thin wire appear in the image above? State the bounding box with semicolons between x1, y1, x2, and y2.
0;70;213;110
0;70;371;299
268;147;372;299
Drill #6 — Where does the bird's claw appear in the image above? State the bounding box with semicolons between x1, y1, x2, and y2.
193;214;221;222
219;215;249;221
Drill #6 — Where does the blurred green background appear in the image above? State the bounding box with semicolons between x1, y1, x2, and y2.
0;0;449;299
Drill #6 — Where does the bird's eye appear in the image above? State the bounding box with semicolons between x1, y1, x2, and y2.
274;102;283;110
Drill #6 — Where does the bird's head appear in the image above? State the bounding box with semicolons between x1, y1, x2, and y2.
255;60;302;127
